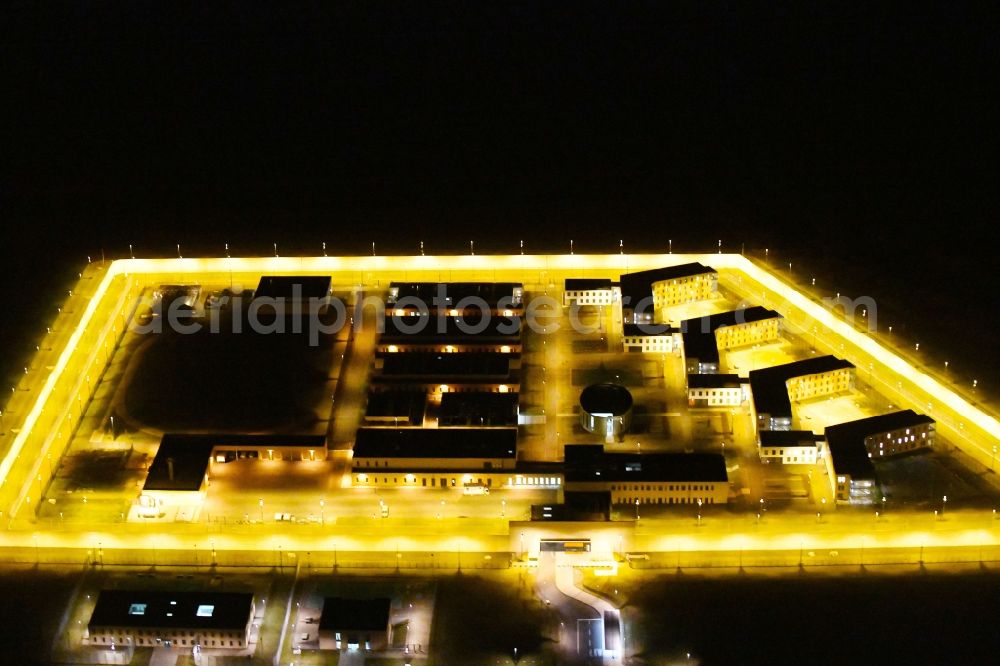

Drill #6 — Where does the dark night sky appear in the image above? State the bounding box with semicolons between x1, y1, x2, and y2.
1;2;998;386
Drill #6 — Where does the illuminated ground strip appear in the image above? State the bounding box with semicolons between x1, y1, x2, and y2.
1;254;998;558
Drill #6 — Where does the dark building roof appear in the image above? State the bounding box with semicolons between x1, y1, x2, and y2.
253;275;331;300
88;590;254;631
380;352;510;378
144;434;327;491
365;391;427;424
144;438;214;492
681;306;782;335
622;263;716;286
759;430;824;447
388;282;523;309
319;598;391;632
687;373;743;389
565;278;613;291
748;356;855;418
619;263;716;306
682;329;722;365
354;427;517;459
827;410;934;438
439;391;519;427
824;431;876;480
579;383;633;416
682;306;782;365
563;444;727;483
622;322;676;337
380;315;521;344
825;411;934;479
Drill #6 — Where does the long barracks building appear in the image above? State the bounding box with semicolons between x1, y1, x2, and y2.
563;278;617;306
748;356;856;431
758;429;825;465
619;263;718;324
562;444;729;506
387;282;524;315
824;410;936;504
377;314;522;354
681;306;782;374
622;322;679;354
350;427;562;491
687;373;748;408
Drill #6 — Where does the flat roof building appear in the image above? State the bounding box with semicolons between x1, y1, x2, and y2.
374;350;519;393
681;306;782;373
353;427;516;470
254;275;332;301
378;314;522;352
758;429;825;465
140;433;327;513
682;326;724;373
252;276;331;315
824;410;935;504
388;282;524;311
565;278;614;291
439;391;519;427
87;590;255;650
748;356;856;430
824;422;878;505
563;444;729;506
621;322;679;353
378;352;512;378
563;278;616;306
143;437;216;494
686;373;748;408
619;263;718;323
364;391;427;426
351;427;520;489
319;597;392;652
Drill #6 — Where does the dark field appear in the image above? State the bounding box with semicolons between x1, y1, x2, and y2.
121;317;337;433
0;565;80;665
431;573;554;665
618;571;1000;665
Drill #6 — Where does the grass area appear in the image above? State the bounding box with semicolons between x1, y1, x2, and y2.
121;309;336;432
0;565;80;665
584;569;1000;665
877;451;998;508
430;573;554;665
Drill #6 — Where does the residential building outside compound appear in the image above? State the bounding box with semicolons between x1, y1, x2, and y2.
318;597;392;651
86;590;255;650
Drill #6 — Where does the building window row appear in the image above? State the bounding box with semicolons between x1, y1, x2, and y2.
617;496;716;505
610;483;716;492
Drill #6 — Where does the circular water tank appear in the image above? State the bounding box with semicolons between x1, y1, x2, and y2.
579;383;633;438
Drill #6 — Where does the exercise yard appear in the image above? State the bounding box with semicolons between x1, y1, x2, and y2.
119;305;344;433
